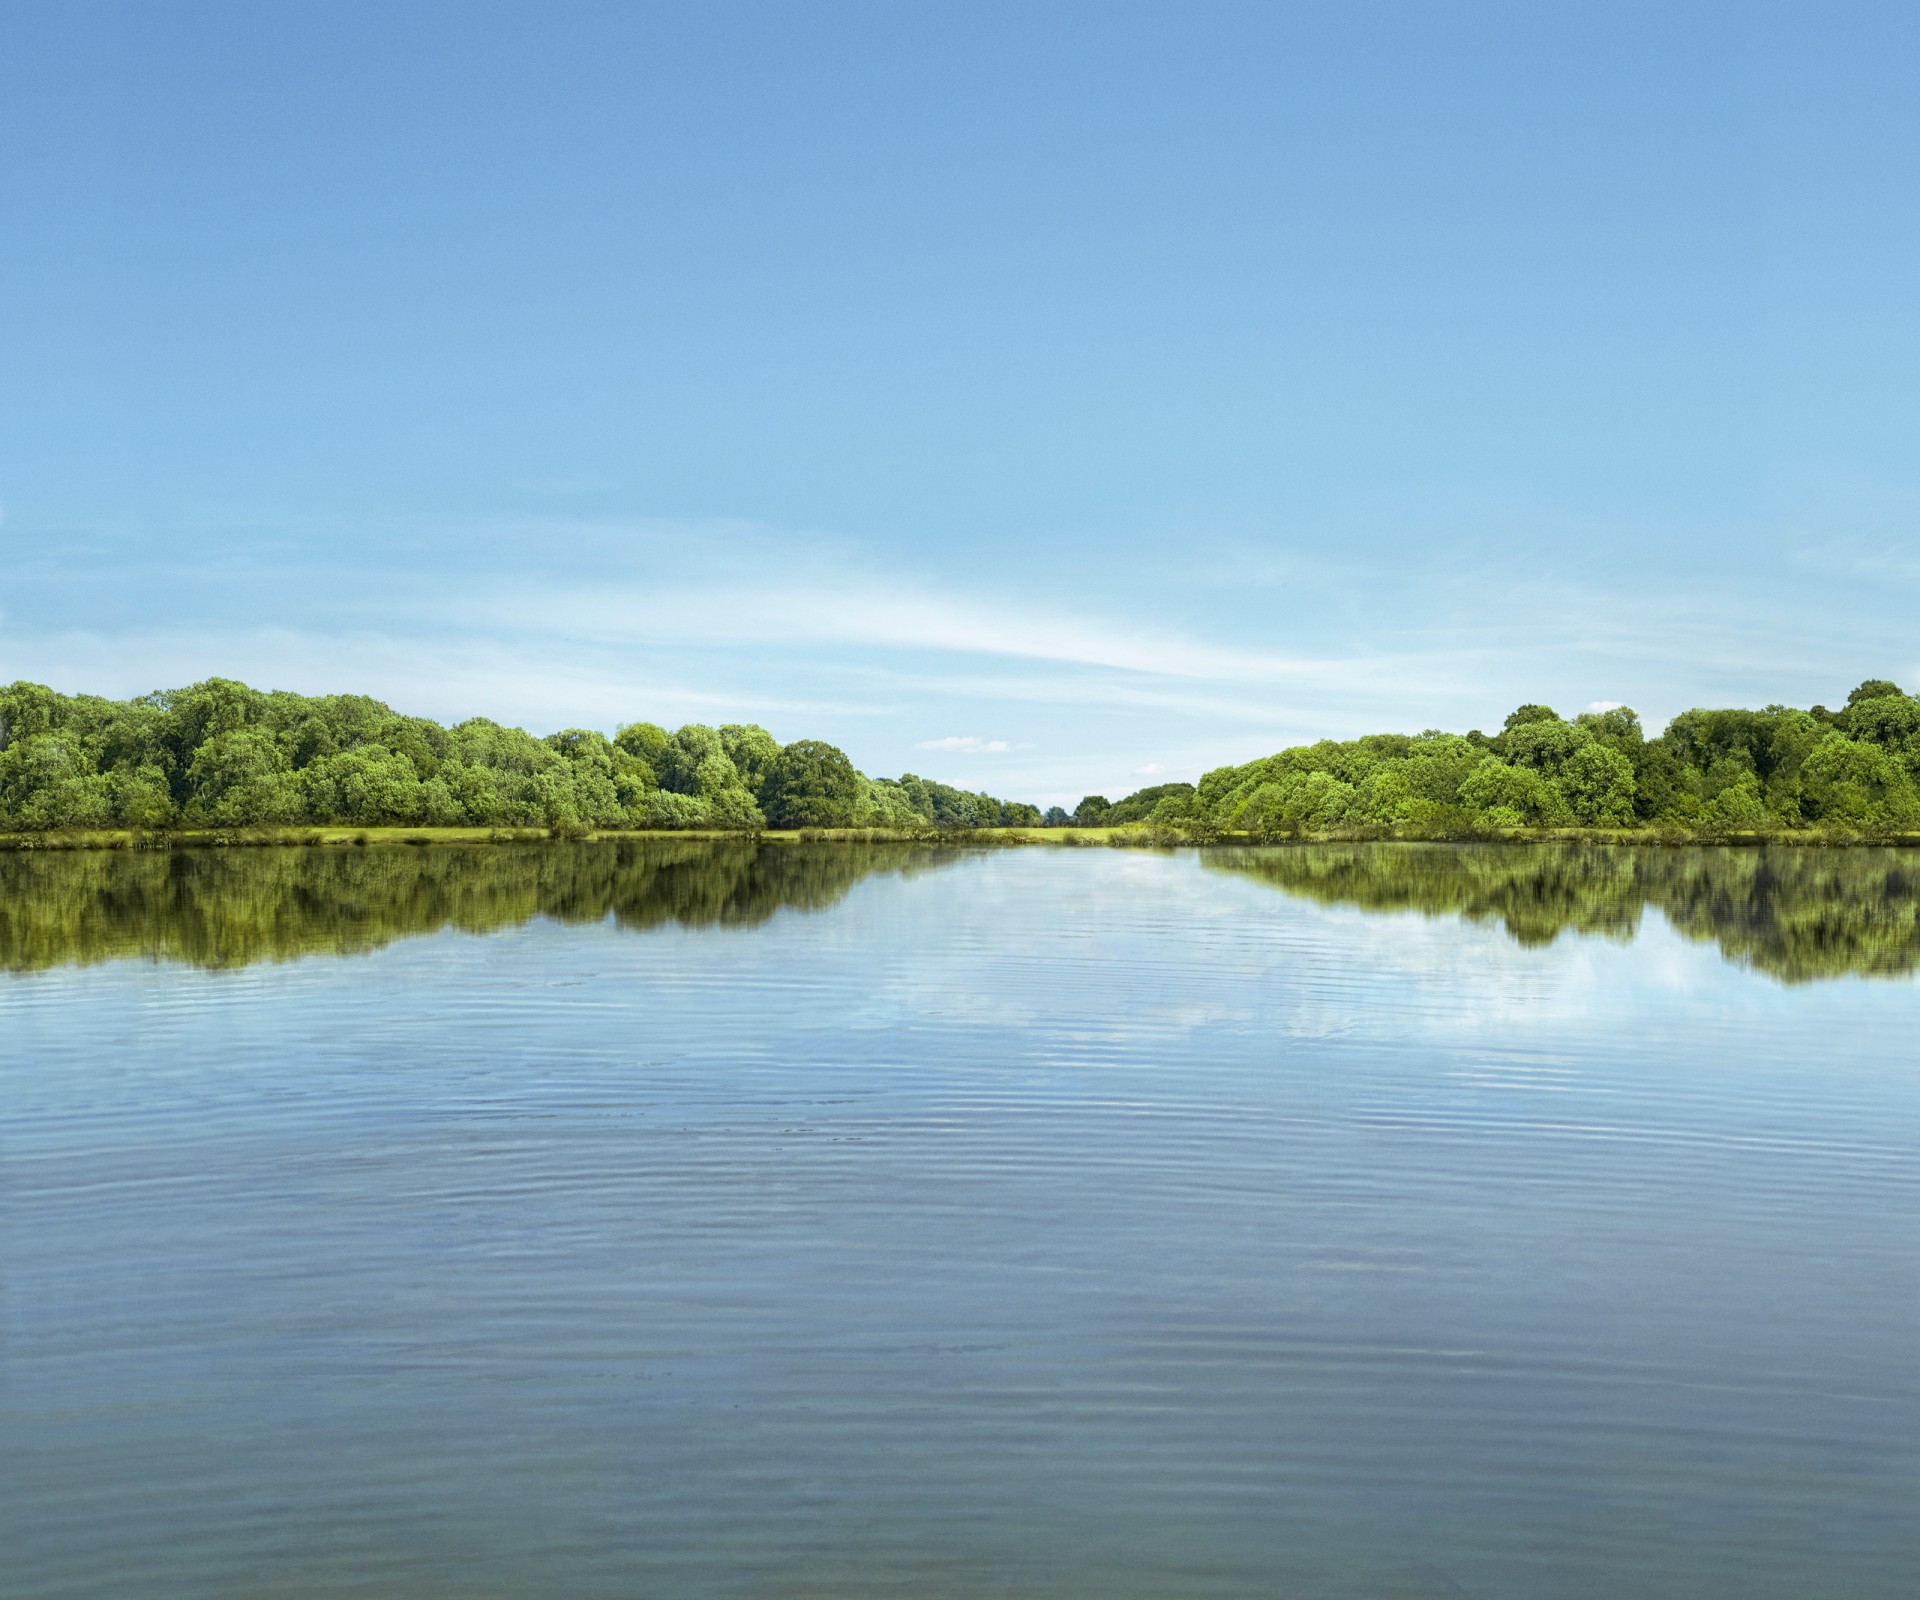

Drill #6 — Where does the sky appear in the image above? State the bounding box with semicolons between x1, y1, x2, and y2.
4;1;1919;808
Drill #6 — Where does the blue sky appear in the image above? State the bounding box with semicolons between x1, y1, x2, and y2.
4;1;1918;807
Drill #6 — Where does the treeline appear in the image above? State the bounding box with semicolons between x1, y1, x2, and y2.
1070;679;1920;837
0;679;1042;833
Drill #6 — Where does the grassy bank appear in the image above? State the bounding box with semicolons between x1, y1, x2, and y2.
0;824;957;852
8;822;1920;852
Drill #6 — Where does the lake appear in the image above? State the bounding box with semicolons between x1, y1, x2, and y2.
4;841;1917;1598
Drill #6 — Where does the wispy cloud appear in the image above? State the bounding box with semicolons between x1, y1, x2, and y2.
461;575;1376;688
0;626;858;731
10;508;1912;798
916;735;1010;752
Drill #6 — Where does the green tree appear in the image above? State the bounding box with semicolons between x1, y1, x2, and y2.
0;682;62;751
1574;705;1644;747
1072;795;1112;827
1106;782;1195;823
1841;693;1920;773
1846;679;1904;706
1709;773;1769;826
764;739;860;828
1558;743;1636;826
301;748;426;824
655;725;762;827
613;722;669;788
0;734;114;827
719;725;782;806
1798;733;1919;825
1459;757;1570;827
1497;717;1589;773
108;764;175;826
186;728;303;824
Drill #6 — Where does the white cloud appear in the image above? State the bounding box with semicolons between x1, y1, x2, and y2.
448;563;1406;692
0;626;854;732
1584;700;1626;714
17;508;1903;796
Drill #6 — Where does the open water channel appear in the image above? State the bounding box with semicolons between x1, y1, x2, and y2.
3;841;1916;1597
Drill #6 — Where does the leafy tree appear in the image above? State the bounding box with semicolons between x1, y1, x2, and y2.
1105;782;1194;823
1847;679;1904;706
157;679;269;768
1458;757;1570;827
856;777;926;828
613;722;669;787
764;740;860;828
1072;795;1112;827
185;728;303;824
544;730;626;826
107;765;175;826
0;735;114;827
1798;733;1919;825
0;682;62;750
1346;766;1411;825
1709;773;1769;826
1575;706;1643;749
633;789;710;828
719;725;782;806
301;748;427;825
1841;693;1920;769
1496;717;1589;773
1233;782;1291;840
1558;743;1636;826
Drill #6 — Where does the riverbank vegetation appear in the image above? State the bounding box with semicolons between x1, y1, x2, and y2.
1077;680;1920;842
8;676;1920;846
0;679;1040;835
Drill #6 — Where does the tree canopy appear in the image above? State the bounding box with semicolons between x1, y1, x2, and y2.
1076;680;1920;838
0;679;1042;833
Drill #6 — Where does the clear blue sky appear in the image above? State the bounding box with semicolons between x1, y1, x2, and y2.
4;1;1917;806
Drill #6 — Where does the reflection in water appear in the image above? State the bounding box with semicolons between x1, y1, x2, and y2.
0;839;968;971
7;839;1920;983
7;847;1920;1598
1209;842;1920;983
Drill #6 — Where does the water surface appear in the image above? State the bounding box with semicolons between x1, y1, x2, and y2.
4;842;1916;1597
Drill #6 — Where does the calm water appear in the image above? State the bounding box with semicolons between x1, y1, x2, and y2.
4;842;1917;1598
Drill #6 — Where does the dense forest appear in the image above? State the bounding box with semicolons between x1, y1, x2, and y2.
1075;680;1920;837
6;675;1920;839
0;679;1041;832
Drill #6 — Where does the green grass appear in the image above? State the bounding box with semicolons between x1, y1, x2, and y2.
7;821;1920;853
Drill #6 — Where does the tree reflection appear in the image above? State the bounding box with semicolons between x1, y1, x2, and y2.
1209;842;1920;983
0;840;967;972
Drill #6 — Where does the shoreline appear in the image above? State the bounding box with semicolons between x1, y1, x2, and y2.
7;823;1920;852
